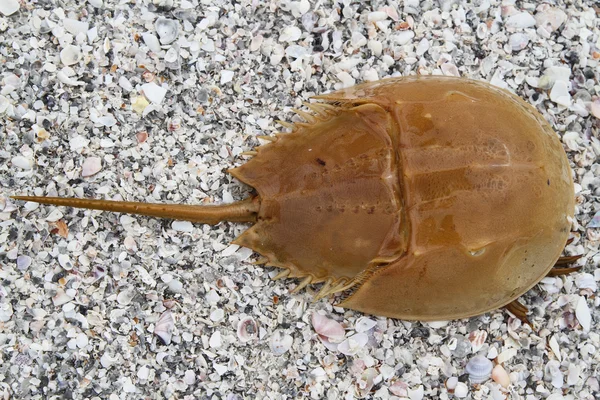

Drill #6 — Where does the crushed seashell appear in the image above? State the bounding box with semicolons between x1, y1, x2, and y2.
269;330;293;355
81;157;102;177
491;364;510;388
575;296;592;332
338;333;368;356
354;317;377;333
237;316;258;343
154;310;174;345
312;312;345;343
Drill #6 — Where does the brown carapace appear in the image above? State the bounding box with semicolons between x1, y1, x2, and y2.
13;76;581;322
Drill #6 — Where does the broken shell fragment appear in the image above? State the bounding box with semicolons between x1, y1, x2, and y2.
311;312;345;343
237;316;258;343
338;333;368;356
354;317;377;333
491;364;511;388
154;310;174;345
154;17;179;45
269;330;293;355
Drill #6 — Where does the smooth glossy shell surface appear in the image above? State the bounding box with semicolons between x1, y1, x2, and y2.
232;76;574;320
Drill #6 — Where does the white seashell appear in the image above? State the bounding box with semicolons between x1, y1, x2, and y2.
164;47;179;63
11;155;33;170
394;30;414;45
142;32;162;53
141;82;167;104
368;40;382;56
535;7;567;32
60;45;81;66
0;303;13;322
137;365;150;380
591;99;600;119
220;70;234;84
205;289;220;305
454;382;469;398
279;26;302;42
154;17;179;45
548;335;561;361
575;273;597;292
53;288;73;306
311;312;345;343
289;0;310;17
491;364;510;388
355;317;377;333
368;11;388;22
544;66;571;82
545;360;563;388
338;333;368;356
101;352;119;368
416;38;429;56
209;331;222;348
465;355;493;384
441;63;460;77
549;80;572;107
355;368;378;398
508;33;529;52
389;380;408;396
237;316;258;343
285;44;308;59
497;348;517;364
408;384;424;400
63;18;89;35
468;330;487;352
183;370;195;385
250;35;263;52
117;288;135;305
351;32;367;48
445;376;458;390
97;115;116;127
566;364;580;386
16;255;32;271
210;308;224;322
154;310;174;345
476;23;488;39
168;279;183;293
575;296;591;332
58;254;73;270
171;220;193;232
505;12;536;28
81;157;102;177
269;330;293;355
0;0;19;16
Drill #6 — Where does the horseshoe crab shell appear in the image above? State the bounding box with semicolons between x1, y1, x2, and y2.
12;76;575;321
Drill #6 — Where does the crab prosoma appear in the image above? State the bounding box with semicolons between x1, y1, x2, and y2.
12;76;582;323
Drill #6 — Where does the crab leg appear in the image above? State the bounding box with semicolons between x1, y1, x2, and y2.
504;300;532;327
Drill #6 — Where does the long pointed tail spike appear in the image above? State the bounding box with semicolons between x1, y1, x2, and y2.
11;195;260;225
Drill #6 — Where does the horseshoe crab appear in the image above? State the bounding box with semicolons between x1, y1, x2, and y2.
12;76;580;322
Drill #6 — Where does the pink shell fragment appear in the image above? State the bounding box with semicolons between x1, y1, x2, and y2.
312;312;345;343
